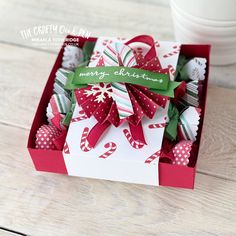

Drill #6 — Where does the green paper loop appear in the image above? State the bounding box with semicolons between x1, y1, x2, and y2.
65;66;181;98
150;81;180;98
68;66;169;90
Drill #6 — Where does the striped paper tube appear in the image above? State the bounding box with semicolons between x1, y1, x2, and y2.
53;68;71;98
102;42;136;119
181;80;199;107
179;106;201;142
50;94;71;115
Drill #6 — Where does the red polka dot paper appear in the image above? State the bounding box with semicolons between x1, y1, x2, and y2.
75;81;169;127
172;140;193;166
35;124;61;150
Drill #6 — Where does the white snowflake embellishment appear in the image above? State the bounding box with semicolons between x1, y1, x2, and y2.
84;83;113;103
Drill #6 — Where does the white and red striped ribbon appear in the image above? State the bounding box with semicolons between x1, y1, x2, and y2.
101;42;136;119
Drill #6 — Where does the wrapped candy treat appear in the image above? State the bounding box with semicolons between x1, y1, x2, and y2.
62;45;84;70
35;124;61;150
46;94;71;129
53;68;71;98
178;106;201;142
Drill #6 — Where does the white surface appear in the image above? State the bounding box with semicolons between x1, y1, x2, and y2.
63;103;169;186
64;153;160;186
63;36;182;185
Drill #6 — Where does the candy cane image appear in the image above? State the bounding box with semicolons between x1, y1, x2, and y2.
145;150;161;164
123;129;145;149
99;142;117;159
63;141;70;154
155;41;160;47
168;64;175;75
90;51;101;61
132;47;143;57
136;47;143;53
71;110;88;123
163;45;180;58
80;127;92;152
117;37;126;41
102;39;113;46
148;123;166;129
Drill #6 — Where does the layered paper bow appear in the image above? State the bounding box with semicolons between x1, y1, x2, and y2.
67;36;180;147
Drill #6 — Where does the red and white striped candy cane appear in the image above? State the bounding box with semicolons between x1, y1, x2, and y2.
90;51;101;61
71;110;88;123
117;37;126;41
168;64;175;75
136;47;143;54
102;39;113;46
80;127;92;152
99;142;117;159
71;114;88;123
148;123;166;129
123;129;145;149
163;45;180;58
145;150;161;164
63;141;70;154
155;41;160;47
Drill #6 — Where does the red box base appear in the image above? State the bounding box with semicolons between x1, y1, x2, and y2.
27;35;210;189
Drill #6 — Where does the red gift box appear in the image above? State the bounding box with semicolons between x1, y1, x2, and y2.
27;35;210;189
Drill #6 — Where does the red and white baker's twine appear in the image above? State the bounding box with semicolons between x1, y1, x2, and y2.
145;150;161;164
148;123;166;129
123;129;145;149
163;45;180;58
99;142;117;159
80;127;92;152
63;141;70;154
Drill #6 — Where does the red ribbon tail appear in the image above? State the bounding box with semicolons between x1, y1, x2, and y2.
51;114;62;130
87;121;111;148
51;114;69;150
53;130;67;150
129;122;147;145
159;139;175;163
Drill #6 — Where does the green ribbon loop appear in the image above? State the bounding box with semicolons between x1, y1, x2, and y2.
164;102;179;141
62;91;76;126
65;66;181;97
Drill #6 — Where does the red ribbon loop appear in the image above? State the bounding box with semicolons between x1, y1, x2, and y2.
86;121;111;148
